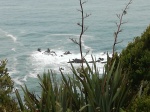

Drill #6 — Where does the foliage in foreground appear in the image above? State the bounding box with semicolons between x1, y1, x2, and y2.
120;25;150;88
0;60;19;112
16;60;130;112
126;81;150;112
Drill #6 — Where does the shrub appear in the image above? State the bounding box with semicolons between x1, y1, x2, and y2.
120;25;150;88
126;81;150;112
0;60;19;112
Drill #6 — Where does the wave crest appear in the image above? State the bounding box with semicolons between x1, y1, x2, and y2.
0;29;17;42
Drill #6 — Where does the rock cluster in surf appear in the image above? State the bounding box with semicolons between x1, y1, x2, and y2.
37;48;106;63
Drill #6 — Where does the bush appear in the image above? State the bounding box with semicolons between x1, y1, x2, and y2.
126;81;150;112
120;25;150;88
0;60;19;112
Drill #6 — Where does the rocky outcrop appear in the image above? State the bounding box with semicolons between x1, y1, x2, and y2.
38;48;107;63
37;48;41;52
68;58;85;63
45;48;50;53
42;48;57;56
64;51;71;55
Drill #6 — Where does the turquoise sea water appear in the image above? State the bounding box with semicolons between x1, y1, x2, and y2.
0;0;150;92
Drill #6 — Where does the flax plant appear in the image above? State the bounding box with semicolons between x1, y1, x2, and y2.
16;71;63;112
69;59;130;112
16;59;130;112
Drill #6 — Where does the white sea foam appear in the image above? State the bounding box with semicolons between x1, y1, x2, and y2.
12;75;29;85
82;40;92;51
6;34;17;42
8;57;18;77
30;50;111;76
11;48;16;52
0;29;17;42
8;70;17;77
12;77;23;85
22;75;28;82
28;72;38;78
9;69;17;76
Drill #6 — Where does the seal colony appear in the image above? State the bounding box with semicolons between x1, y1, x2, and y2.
37;48;107;64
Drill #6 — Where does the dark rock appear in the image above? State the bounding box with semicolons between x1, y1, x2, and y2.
51;51;57;56
43;48;57;56
99;58;104;61
64;51;71;55
44;48;51;53
68;58;85;63
60;67;64;70
37;48;41;52
88;60;101;63
96;60;101;62
88;60;95;63
46;48;50;53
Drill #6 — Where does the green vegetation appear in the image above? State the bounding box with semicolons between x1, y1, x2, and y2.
126;81;150;112
0;60;19;112
120;25;150;88
15;60;130;112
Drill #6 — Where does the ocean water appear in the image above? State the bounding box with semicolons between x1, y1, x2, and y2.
0;0;150;92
